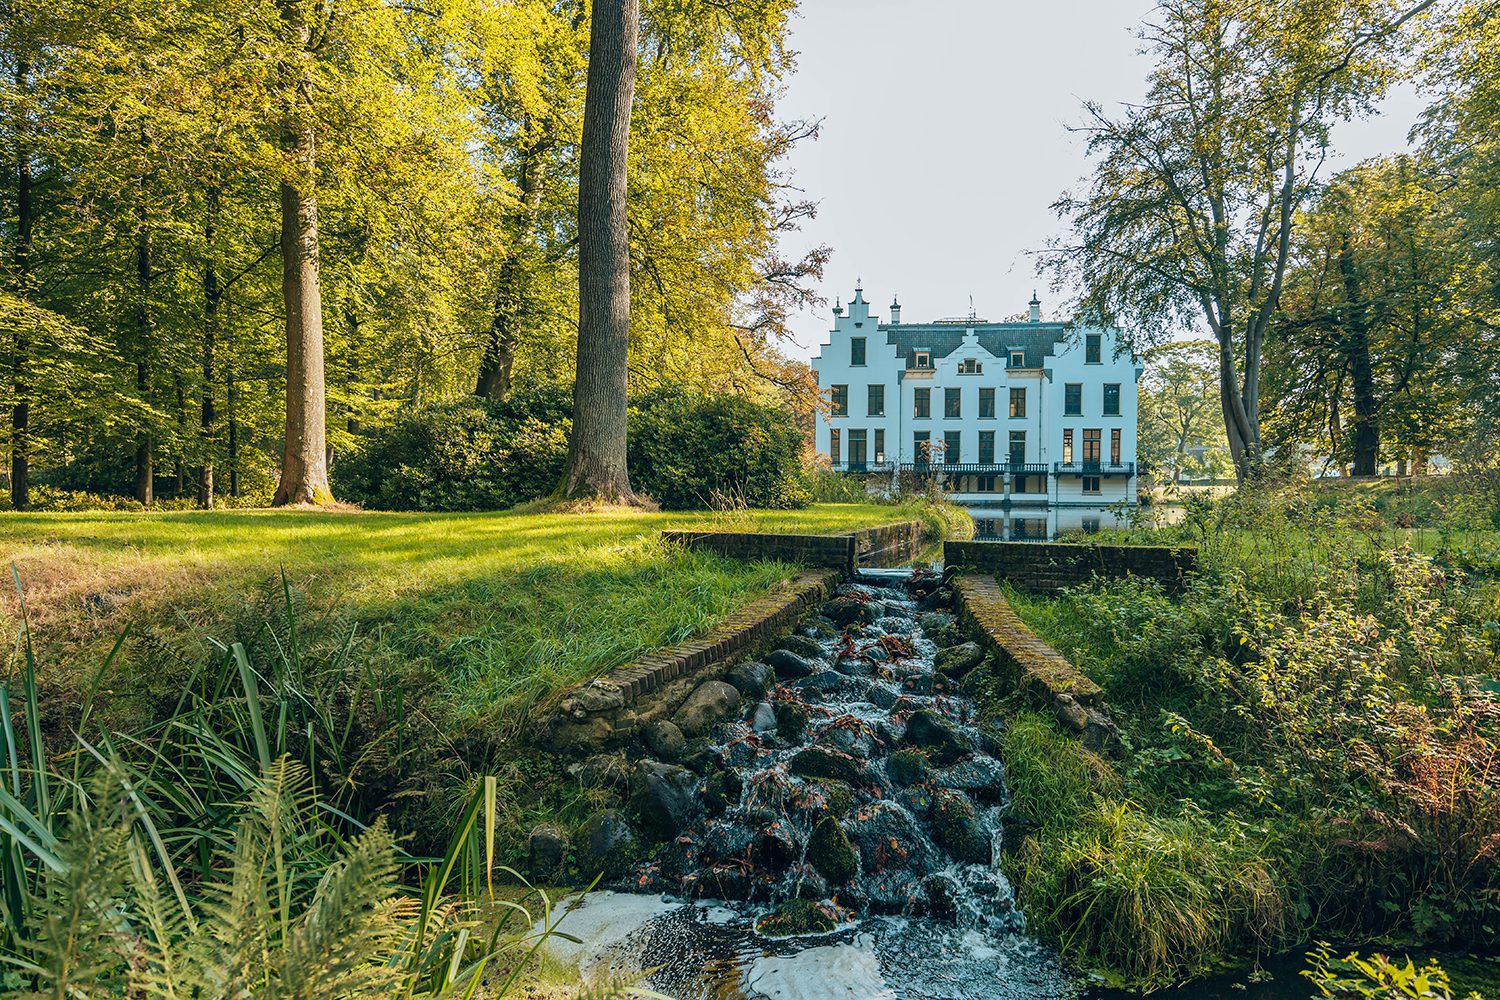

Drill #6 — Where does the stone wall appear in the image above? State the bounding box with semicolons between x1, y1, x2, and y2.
545;569;841;750
952;574;1118;750
943;539;1197;593
663;520;926;574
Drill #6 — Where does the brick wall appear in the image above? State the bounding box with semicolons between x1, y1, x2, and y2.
943;540;1197;593
663;520;925;574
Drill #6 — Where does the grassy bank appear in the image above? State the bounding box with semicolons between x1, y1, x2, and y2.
985;479;1500;990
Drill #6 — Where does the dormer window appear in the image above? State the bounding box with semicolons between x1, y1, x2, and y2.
1009;350;1026;368
913;350;931;369
958;358;982;374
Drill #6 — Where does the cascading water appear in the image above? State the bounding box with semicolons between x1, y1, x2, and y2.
540;569;1077;999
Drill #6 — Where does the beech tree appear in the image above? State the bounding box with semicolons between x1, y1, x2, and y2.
561;0;640;503
1049;0;1438;478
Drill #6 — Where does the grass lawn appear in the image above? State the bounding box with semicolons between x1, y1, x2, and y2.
1;502;938;739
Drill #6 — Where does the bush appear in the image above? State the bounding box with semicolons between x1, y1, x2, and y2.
628;392;808;510
337;389;570;511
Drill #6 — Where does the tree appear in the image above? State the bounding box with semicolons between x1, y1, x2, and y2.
560;0;640;503
1048;0;1437;479
1139;340;1229;482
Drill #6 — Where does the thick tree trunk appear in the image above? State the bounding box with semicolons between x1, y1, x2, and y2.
10;57;31;511
560;0;639;503
199;188;219;509
273;4;332;507
476;140;547;400
1340;238;1379;477
227;369;240;498
134;227;154;505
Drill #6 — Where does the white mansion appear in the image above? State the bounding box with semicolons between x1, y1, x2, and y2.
812;286;1141;519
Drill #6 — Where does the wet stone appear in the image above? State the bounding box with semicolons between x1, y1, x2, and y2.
630;761;702;840
725;660;774;698
886;748;931;787
773;699;811;741
798;669;846;694
702;769;742;816
673;681;741;736
903;708;971;766
749;701;778;733
937;755;1008;801
936;642;985;677
776;633;825;660
643;720;686;762
788;746;864;786
764;648;816;680
822;595;879;626
575;809;637;882
806;815;857;884
930;789;990;864
526;824;567;883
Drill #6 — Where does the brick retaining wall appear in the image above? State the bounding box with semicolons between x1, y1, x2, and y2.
943;540;1197;593
663;520;926;574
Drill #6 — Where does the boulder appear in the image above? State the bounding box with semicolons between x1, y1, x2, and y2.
935;642;984;678
749;701;778;733
773;699;811;741
822;596;878;626
673;680;741;735
702;769;743;816
725;661;775;698
630;761;702;840
885;748;931;787
764;649;816;680
776;633;825;660
903;709;970;765
806;816;858;884
930;789;990;864
575;810;637;881
643;720;686;762
798;669;846;695
789;746;863;786
936;756;1007;802
526;824;568;883
845;801;936;875
919;612;956;632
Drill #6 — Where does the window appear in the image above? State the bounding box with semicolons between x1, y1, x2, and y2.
913;350;931;369
1008;430;1027;466
975;517;999;537
1009;387;1027;418
1064;383;1082;415
978;430;996;465
831;384;848;416
959;357;982;374
873;429;885;463
851;337;866;366
848;429;867;470
913;387;930;418
867;384;885;417
1110;428;1122;466
944;387;962;418
914;430;931;463
1014;475;1032;494
1086;333;1102;364
830;428;840;466
1083;475;1102;495
1083;428;1102;464
976;475;998;493
1103;383;1120;416
978;387;996;418
943;430;962;463
1009;350;1025;368
1082;516;1101;533
1063;428;1074;464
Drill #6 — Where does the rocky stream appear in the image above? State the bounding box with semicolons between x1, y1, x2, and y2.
534;568;1078;999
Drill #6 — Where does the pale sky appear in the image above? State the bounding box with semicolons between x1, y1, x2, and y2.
774;0;1429;361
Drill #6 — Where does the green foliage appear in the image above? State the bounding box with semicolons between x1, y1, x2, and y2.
1304;945;1486;1000
628;391;808;510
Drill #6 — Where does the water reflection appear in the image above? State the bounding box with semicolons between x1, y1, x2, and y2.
966;504;1132;541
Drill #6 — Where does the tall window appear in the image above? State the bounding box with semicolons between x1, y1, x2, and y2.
944;387;962;418
1083;428;1102;464
1063;428;1074;464
944;430;962;463
913;387;930;418
1111;428;1122;465
1064;383;1082;415
1009;387;1026;418
1008;430;1026;465
978;386;996;418
1103;383;1120;416
914;430;931;462
867;384;885;416
978;430;996;465
848;429;867;470
1086;333;1102;364
873;429;886;462
851;337;866;366
830;428;841;465
831;384;848;416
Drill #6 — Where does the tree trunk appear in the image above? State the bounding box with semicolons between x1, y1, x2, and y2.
1340;237;1379;477
134;225;154;506
227;369;240;498
272;3;333;507
199;187;219;509
560;0;640;503
10;56;31;511
476;139;547;400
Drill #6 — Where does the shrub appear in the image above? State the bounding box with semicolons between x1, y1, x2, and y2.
628;391;808;510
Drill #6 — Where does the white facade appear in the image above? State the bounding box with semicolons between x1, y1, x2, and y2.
811;286;1141;508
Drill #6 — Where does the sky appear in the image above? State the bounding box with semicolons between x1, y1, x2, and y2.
773;0;1430;362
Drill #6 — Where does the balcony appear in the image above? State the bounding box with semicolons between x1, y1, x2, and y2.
1053;461;1135;477
905;462;1050;476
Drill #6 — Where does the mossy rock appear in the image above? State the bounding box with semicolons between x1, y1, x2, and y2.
777;633;825;660
886;748;931;787
806;816;858;884
789;746;862;786
774;699;811;741
756;897;838;938
930;789;989;864
927;624;965;649
811;778;854;817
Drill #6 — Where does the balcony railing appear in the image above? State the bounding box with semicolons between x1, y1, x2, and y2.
904;462;1051;476
1053;461;1135;477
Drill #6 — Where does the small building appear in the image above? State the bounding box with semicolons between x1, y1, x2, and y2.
811;285;1141;508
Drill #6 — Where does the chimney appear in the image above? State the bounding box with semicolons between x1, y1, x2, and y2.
1029;290;1041;323
890;295;901;325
